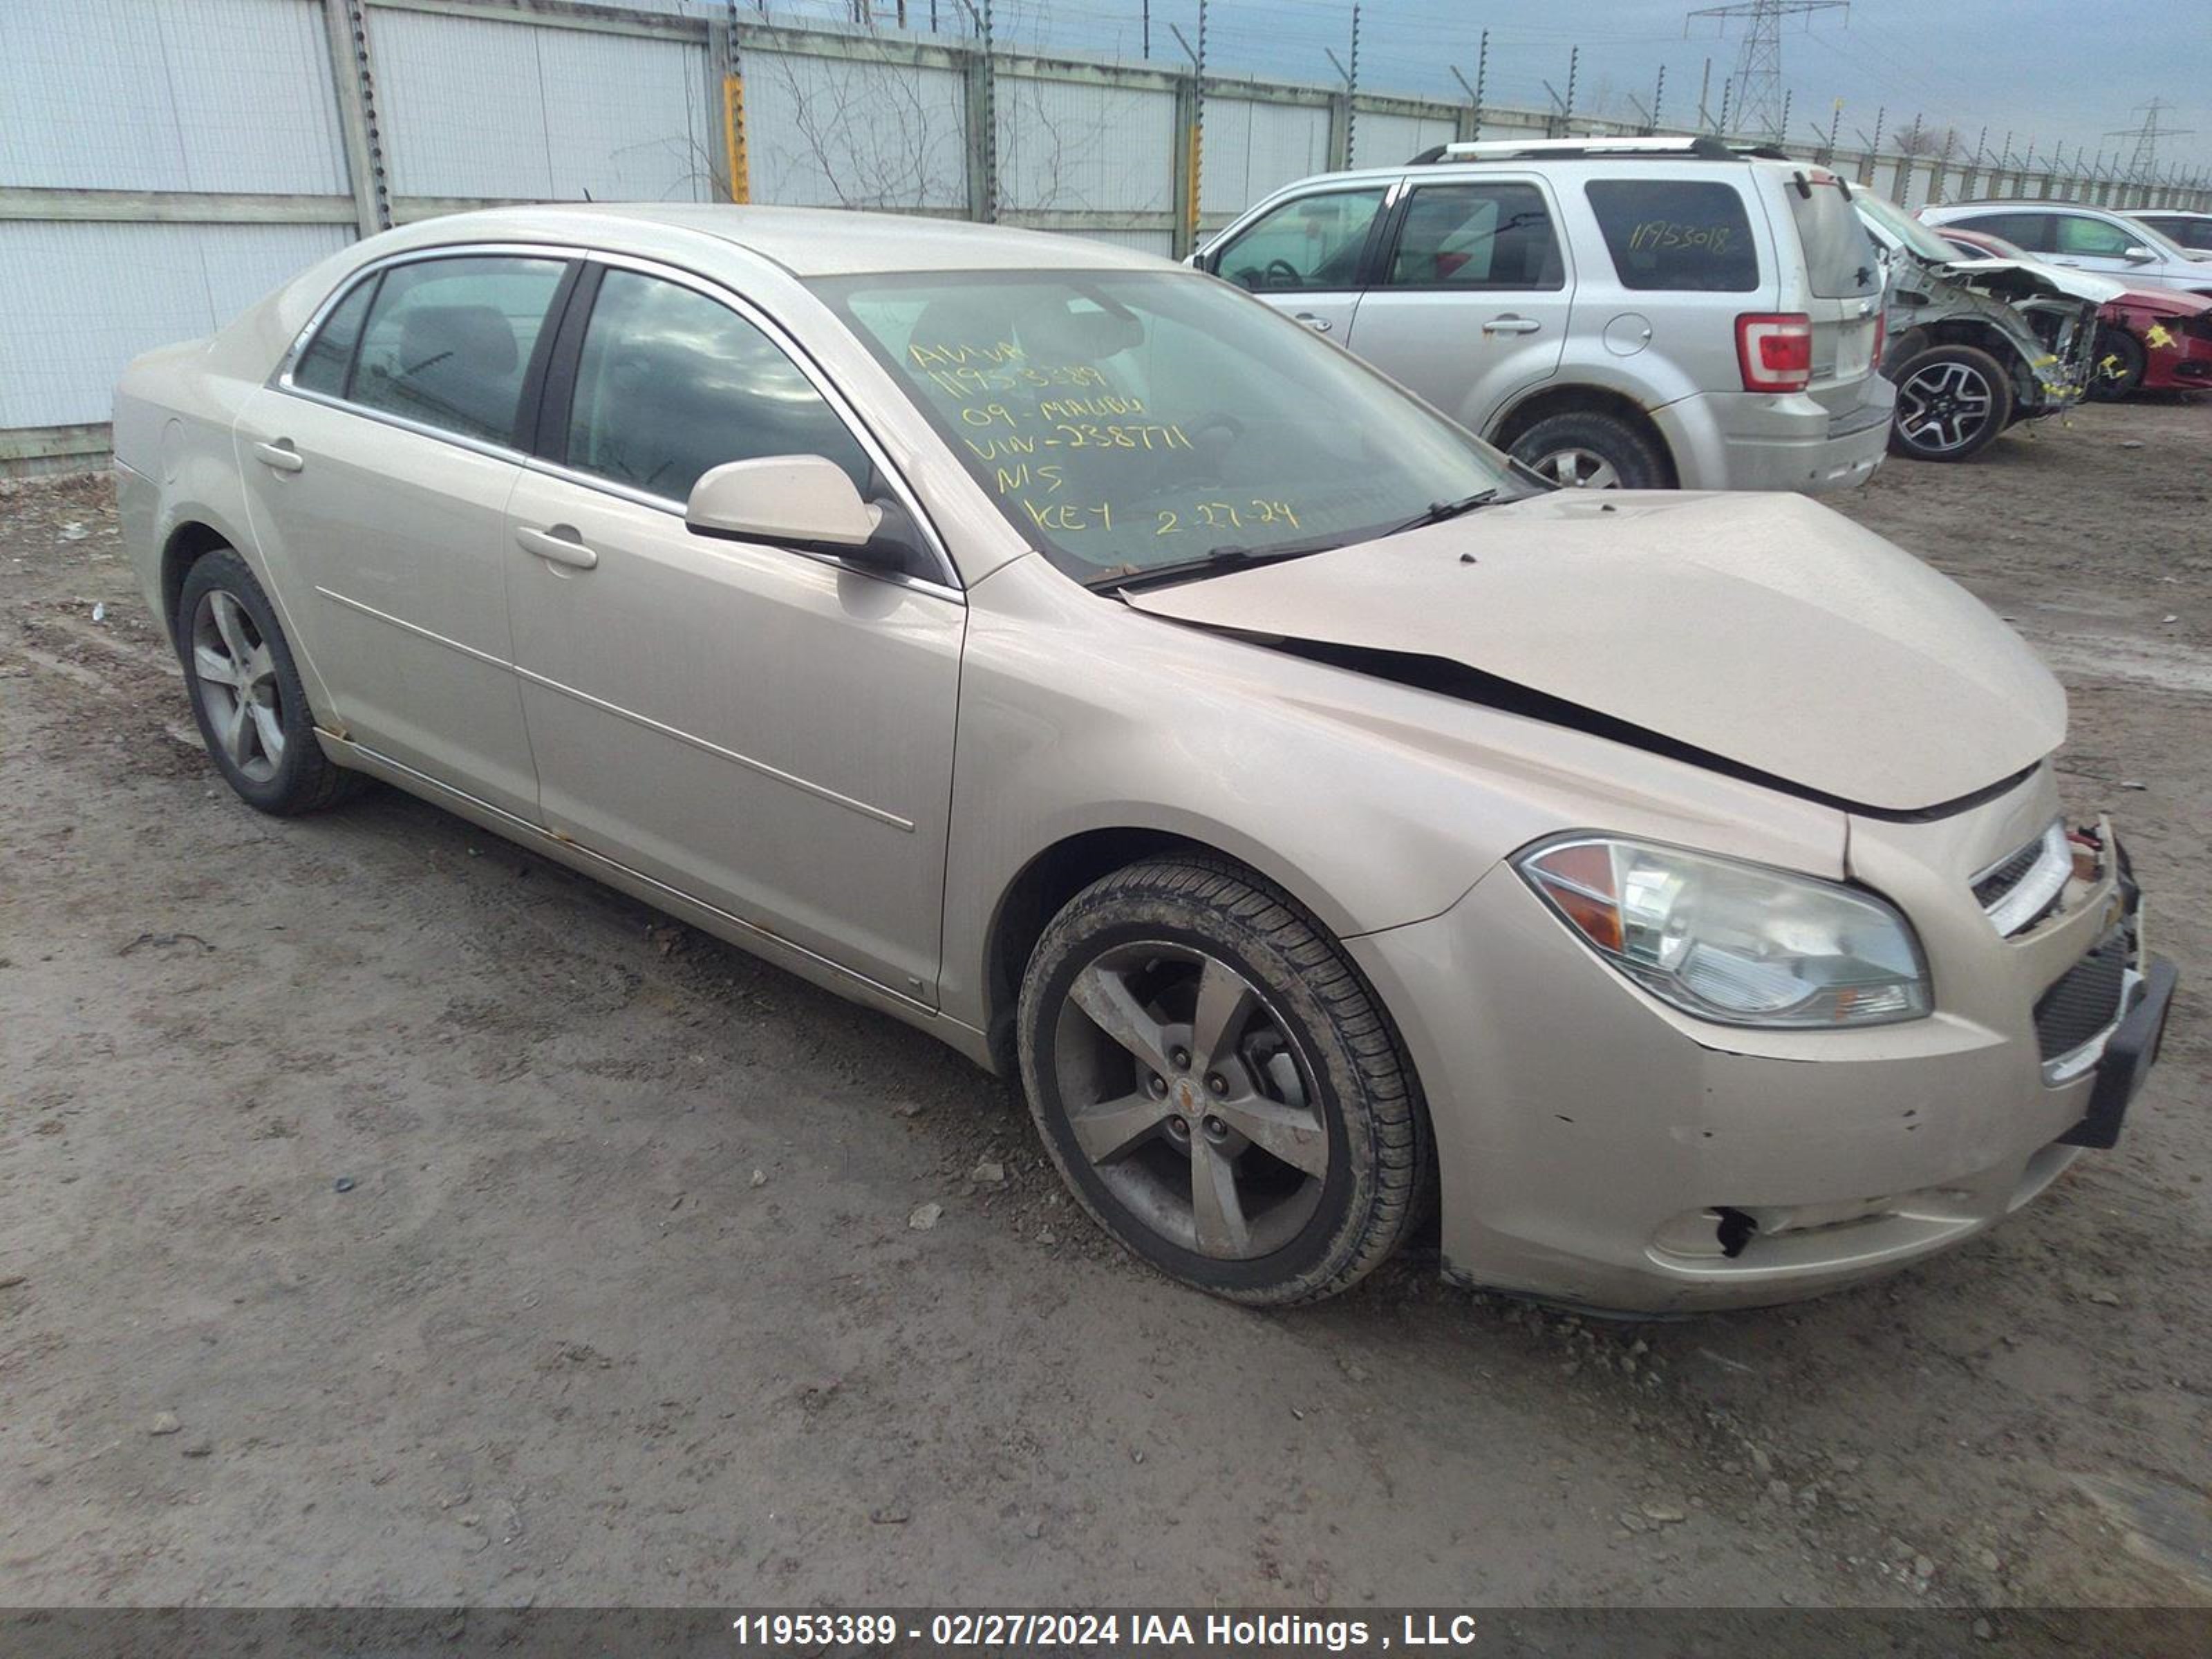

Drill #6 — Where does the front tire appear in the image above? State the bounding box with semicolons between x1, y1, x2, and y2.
1017;856;1430;1306
1888;344;2014;462
177;547;355;814
2088;328;2146;401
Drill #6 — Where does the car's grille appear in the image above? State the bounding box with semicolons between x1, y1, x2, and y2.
1974;821;2070;937
2034;931;2129;1062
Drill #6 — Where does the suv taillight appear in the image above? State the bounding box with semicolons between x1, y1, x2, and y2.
1872;309;1886;370
1736;312;1812;392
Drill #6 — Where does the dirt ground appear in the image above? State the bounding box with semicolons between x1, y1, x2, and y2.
1;400;2207;1622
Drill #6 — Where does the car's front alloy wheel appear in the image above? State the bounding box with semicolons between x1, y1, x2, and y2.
1888;344;2013;462
2088;328;2146;401
1018;856;1429;1305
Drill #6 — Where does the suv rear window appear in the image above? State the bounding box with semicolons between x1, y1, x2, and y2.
1585;180;1757;291
1785;178;1881;297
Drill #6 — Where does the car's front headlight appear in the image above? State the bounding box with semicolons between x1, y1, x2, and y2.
1515;836;1931;1028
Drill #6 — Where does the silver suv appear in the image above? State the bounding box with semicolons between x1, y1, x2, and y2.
1197;137;1893;493
1921;202;2212;297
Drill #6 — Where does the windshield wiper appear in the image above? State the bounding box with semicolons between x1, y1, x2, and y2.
1093;537;1345;594
1377;489;1501;536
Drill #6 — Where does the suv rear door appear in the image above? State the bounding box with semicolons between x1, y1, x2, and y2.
1575;174;1770;415
1340;173;1572;433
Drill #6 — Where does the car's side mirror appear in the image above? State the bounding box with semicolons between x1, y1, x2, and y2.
686;456;897;568
2122;244;2159;263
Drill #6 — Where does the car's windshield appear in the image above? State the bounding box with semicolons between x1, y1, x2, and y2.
810;270;1516;585
1855;191;1959;266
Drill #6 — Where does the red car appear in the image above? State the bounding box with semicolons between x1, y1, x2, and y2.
1937;225;2212;398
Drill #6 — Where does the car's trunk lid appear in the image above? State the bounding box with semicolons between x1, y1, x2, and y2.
1121;489;2065;814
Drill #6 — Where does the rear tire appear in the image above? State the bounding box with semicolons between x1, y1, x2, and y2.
1508;410;1668;491
177;547;357;815
2088;328;2146;401
1017;856;1430;1306
1888;344;2014;462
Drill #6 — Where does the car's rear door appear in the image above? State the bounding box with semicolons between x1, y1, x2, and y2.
1201;182;1394;341
502;259;962;1001
234;250;574;820
1342;174;1573;435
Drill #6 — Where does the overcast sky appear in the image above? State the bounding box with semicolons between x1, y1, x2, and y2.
777;0;2209;178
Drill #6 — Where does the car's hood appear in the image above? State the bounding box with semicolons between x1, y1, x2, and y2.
1123;490;2066;814
1936;255;2127;305
2113;284;2212;317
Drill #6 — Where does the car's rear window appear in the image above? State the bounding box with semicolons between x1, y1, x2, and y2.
1785;176;1882;297
1584;179;1758;291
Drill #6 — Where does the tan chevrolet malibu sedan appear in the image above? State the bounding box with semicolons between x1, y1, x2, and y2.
113;205;2176;1314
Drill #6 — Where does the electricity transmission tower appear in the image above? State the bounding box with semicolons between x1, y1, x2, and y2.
2108;98;2192;180
1685;0;1847;142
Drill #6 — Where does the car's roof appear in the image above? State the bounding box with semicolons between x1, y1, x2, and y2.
1254;151;1804;200
1925;200;2115;213
362;203;1168;277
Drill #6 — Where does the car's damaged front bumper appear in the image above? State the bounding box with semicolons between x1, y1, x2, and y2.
1349;788;2175;1315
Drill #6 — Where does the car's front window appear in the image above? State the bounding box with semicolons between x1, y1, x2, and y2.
1208;189;1387;292
811;270;1515;585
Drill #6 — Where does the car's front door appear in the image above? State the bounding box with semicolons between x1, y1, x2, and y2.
234;251;573;820
503;263;963;1000
1203;184;1393;342
1342;176;1573;435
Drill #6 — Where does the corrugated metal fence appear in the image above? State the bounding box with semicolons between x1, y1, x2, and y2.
4;0;2206;469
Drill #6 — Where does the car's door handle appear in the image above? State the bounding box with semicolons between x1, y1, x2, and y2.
252;441;305;473
516;525;598;570
1293;312;1333;333
1482;315;1543;336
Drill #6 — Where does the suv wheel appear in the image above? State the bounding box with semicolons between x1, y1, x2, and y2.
178;547;357;814
1017;856;1430;1306
1509;411;1667;490
2088;328;2146;402
1889;344;2014;461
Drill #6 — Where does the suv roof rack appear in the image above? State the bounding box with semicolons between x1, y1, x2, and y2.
1408;135;1747;165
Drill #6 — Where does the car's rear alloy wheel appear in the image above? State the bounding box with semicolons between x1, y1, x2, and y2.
191;589;285;785
1018;857;1430;1305
1530;447;1620;489
178;547;357;814
1508;410;1667;491
1888;345;2013;462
